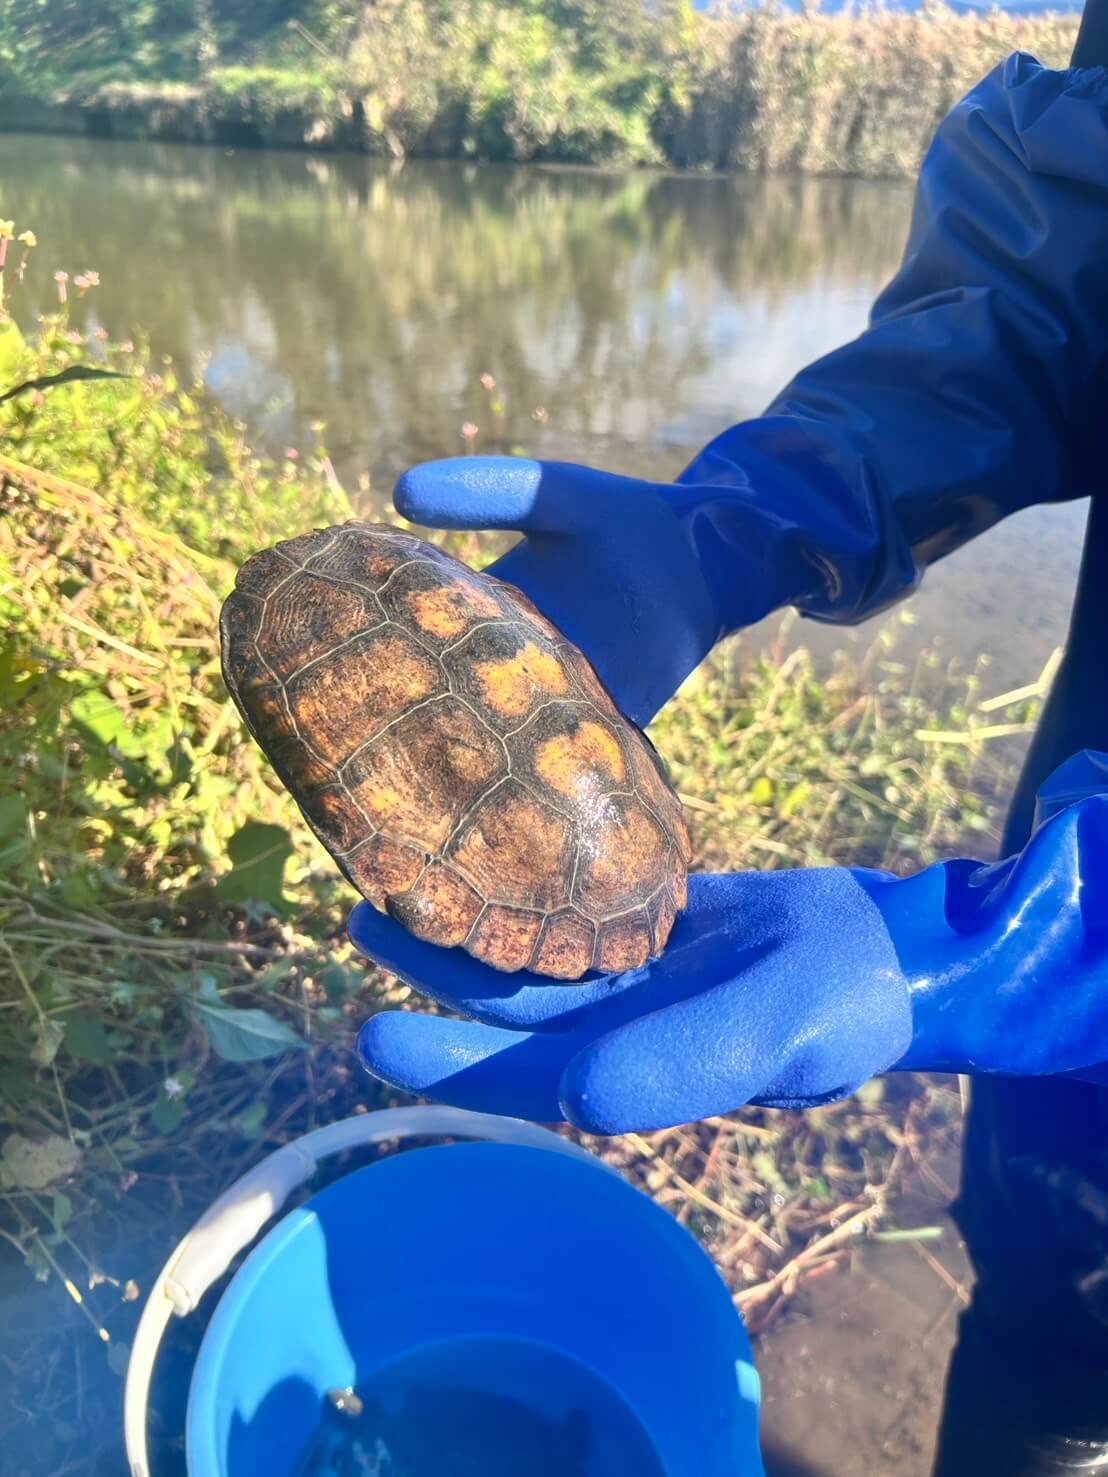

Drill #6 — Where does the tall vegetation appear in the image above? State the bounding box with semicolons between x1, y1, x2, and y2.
0;0;1080;176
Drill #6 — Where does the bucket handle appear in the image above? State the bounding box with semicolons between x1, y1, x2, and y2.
124;1105;605;1477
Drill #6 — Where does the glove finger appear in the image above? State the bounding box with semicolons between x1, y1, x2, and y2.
358;1011;581;1121
395;458;587;535
348;901;641;1031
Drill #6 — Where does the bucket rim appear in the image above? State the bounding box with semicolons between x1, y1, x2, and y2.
184;1140;745;1477
124;1106;602;1477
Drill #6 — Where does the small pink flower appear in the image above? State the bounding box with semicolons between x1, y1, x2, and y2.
119;340;135;354
73;275;89;291
64;329;82;344
93;326;109;341
84;270;100;287
285;447;299;460
461;422;479;439
479;373;496;391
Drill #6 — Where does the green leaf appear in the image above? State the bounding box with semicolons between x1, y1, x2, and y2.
215;821;294;910
0;365;130;405
62;1012;113;1064
60;871;100;913
70;690;127;747
151;1091;185;1135
190;999;305;1063
780;781;810;819
748;776;774;806
0;1131;81;1189
0;792;27;839
0;320;27;384
108;978;140;1006
229;1099;268;1139
195;972;222;1003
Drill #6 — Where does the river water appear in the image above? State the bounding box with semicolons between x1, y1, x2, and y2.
3;133;1088;694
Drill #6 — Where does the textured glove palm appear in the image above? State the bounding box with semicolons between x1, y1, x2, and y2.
352;754;1108;1134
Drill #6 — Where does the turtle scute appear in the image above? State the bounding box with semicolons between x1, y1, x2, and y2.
219;521;690;980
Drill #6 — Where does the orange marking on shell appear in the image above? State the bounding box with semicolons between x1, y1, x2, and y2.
474;641;570;717
406;584;475;640
533;720;625;800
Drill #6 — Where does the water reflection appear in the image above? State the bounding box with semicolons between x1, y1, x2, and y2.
4;135;911;486
1;133;1086;688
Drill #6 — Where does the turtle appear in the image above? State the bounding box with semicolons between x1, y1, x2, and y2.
219;521;691;980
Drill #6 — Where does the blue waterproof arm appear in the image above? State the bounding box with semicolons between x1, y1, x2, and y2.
396;56;1108;728
353;753;1108;1133
679;53;1108;634
349;58;1108;1129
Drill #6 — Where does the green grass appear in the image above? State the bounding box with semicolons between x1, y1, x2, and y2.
0;228;1050;1467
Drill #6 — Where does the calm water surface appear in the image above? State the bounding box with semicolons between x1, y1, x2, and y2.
2;133;1087;693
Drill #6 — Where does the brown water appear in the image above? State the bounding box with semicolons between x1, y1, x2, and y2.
1;132;1087;692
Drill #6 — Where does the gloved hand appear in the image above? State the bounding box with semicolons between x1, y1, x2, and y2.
393;457;780;729
351;753;1108;1134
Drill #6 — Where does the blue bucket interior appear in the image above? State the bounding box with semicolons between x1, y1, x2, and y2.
186;1141;763;1476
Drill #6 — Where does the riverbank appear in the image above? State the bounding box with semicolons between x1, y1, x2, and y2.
0;3;1079;178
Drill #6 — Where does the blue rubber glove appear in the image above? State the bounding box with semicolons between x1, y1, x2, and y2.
351;60;1108;1128
352;753;1108;1134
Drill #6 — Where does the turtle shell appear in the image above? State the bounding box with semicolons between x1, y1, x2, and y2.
219;521;691;980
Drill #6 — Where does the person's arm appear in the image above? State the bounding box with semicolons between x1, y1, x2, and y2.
396;56;1108;729
674;52;1108;632
346;57;1108;1129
